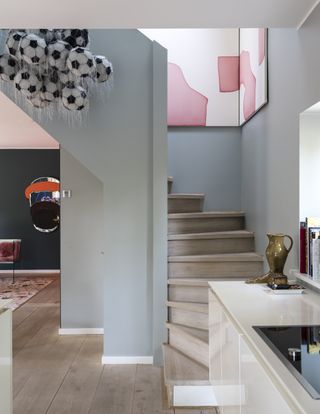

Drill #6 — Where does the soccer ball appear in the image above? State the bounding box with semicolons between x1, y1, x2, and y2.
58;69;76;87
14;69;42;98
66;47;95;78
95;55;113;83
33;29;57;43
48;41;71;71
60;29;89;48
0;54;18;82
41;72;61;102
6;30;26;59
20;34;48;65
62;85;88;110
28;93;52;108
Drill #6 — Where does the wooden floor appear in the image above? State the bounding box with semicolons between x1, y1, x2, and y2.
12;278;217;414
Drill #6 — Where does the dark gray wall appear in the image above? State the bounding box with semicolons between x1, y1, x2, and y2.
168;127;242;211
241;6;320;272
0;149;60;269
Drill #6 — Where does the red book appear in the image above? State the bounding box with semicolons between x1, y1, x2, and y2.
300;222;306;274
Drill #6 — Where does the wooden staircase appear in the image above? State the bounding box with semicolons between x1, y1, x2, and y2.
163;177;264;409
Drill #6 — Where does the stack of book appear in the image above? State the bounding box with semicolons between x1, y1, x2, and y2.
300;217;320;280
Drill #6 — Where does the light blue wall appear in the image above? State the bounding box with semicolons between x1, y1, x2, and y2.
241;6;320;271
168;127;242;211
0;29;167;361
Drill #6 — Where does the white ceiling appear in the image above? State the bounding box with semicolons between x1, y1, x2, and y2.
0;0;318;29
0;92;59;149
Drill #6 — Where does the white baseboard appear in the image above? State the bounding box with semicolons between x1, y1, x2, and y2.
0;270;60;277
59;328;104;335
102;356;153;365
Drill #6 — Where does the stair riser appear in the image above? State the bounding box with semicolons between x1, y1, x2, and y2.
168;198;204;214
168;217;245;235
168;181;173;194
169;308;208;330
169;330;209;368
169;285;209;304
168;261;263;278
168;237;254;256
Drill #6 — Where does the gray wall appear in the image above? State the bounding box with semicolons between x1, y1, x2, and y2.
0;149;60;270
168;127;242;211
60;148;103;329
1;30;167;361
241;7;320;272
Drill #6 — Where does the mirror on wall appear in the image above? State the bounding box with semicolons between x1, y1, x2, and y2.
25;177;60;233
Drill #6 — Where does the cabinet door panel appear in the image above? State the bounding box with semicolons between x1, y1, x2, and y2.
240;336;292;414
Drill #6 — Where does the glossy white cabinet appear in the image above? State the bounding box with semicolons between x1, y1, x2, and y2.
209;289;293;414
239;336;292;414
0;308;12;414
209;290;241;413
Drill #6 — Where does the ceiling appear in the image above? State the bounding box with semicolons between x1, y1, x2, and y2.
0;0;318;29
0;92;59;149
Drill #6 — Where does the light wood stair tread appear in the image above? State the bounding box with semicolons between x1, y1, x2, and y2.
168;252;264;263
168;193;205;199
163;344;209;385
166;322;209;342
168;278;211;287
168;211;245;219
168;230;254;240
167;301;208;313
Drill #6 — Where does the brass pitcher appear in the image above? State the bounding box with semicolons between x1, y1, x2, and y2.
246;233;293;284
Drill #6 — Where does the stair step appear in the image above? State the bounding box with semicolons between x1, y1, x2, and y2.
168;279;210;303
167;322;209;368
168;211;245;234
168;252;264;278
167;301;208;330
168;230;254;256
163;344;210;407
168;194;204;214
168;176;173;194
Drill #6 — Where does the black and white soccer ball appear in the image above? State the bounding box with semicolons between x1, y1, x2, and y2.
27;93;52;108
6;30;26;59
60;29;89;48
58;69;76;87
33;29;57;43
66;47;95;78
62;85;88;111
0;54;18;82
41;72;61;102
14;69;42;98
48;41;71;71
95;55;113;83
20;34;48;65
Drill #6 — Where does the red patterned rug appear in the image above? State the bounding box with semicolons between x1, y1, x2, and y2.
0;277;54;310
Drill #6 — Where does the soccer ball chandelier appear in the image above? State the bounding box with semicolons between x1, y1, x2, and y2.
0;29;113;113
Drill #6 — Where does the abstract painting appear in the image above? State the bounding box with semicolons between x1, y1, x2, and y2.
140;28;268;127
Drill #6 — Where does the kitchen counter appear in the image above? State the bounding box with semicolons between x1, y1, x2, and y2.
209;281;320;414
0;300;11;311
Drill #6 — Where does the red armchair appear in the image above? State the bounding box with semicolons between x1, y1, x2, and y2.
0;240;21;283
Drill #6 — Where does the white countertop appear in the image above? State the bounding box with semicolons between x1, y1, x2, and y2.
0;300;11;311
209;281;320;414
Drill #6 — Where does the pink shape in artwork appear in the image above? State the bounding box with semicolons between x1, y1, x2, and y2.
168;63;208;126
217;56;240;92
240;51;256;121
259;28;266;65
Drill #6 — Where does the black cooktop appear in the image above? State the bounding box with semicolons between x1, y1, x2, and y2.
254;325;320;399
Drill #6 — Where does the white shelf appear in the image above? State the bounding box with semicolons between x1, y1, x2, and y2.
290;269;320;292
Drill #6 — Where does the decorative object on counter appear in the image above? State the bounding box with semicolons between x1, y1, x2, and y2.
0;277;53;310
246;233;293;285
0;29;113;121
0;240;21;283
267;282;305;295
25;177;60;233
300;217;320;280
